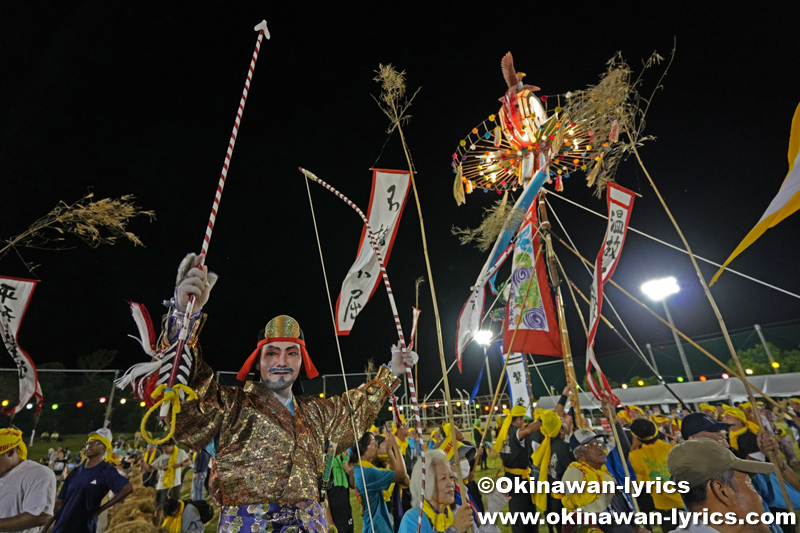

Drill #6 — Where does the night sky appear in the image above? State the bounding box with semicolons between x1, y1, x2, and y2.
2;4;799;407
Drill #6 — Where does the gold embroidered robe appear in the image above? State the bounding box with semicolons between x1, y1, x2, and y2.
173;350;400;507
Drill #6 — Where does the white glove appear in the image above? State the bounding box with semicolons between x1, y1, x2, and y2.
390;345;419;376
175;253;218;313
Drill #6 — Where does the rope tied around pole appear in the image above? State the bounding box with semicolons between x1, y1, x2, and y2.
141;384;198;445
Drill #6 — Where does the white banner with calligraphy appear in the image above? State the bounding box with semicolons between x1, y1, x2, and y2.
585;183;635;400
455;244;513;371
0;276;43;415
335;169;411;335
503;352;532;417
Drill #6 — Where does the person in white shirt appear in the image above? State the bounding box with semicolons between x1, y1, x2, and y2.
0;427;56;533
142;440;191;525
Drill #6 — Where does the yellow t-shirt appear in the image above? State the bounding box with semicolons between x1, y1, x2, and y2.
629;440;684;510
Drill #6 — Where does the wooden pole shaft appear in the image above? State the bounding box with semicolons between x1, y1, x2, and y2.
556;237;788;415
394;113;468;502
555;288;582;428
628;139;792;511
538;194;583;426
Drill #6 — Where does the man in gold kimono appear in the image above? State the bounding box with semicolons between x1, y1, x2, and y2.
166;254;417;532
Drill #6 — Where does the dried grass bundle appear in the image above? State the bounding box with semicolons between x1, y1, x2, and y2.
562;51;666;195
452;198;526;251
0;193;155;268
106;520;161;533
372;64;421;134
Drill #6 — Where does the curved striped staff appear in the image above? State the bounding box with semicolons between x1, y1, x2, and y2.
136;21;271;442
300;167;429;533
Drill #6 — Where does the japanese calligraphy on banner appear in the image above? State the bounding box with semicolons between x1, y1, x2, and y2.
0;276;43;415
503;352;532;417
502;209;562;357
455;244;513;371
585;183;636;400
335;169;411;335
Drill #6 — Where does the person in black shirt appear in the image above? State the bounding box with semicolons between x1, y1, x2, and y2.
472;419;488;470
494;405;542;533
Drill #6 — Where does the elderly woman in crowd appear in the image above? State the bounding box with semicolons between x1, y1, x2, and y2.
399;449;473;533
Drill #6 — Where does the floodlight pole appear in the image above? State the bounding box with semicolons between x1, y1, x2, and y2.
483;347;495;401
754;324;779;374
103;369;120;428
662;301;693;381
645;343;660;375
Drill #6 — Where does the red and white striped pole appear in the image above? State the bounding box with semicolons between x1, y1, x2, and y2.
300;168;428;532
165;20;270;409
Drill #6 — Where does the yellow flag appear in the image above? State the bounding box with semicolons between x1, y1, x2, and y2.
711;103;800;285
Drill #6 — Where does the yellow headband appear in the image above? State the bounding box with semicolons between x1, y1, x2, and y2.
739;402;752;410
392;415;407;434
0;428;26;460
539;410;562;438
617;410;631;424
493;406;527;453
633;419;660;441
651;415;670;424
699;403;715;411
88;433;113;462
629;405;645;415
722;405;747;424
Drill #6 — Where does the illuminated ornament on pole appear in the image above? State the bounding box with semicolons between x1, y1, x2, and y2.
677;376;684;382
745;368;754;375
450;52;638;202
51;404;58;410
699;376;707;382
100;397;107;404
76;401;83;408
637;380;644;386
772;362;780;369
721;373;729;379
622;384;628;389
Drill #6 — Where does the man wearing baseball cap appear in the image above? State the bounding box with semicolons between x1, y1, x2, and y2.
681;413;800;531
561;429;643;533
668;439;775;533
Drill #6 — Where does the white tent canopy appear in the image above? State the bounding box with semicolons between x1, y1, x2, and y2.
535;372;800;411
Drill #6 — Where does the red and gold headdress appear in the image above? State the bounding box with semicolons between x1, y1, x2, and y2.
237;315;319;381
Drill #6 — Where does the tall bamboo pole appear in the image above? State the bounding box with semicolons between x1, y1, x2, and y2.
628;140;792;509
556;237;788;414
414;277;424;411
389;98;469;502
538;195;583;426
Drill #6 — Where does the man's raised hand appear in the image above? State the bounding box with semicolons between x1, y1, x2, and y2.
175;253;218;312
390;345;419;376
